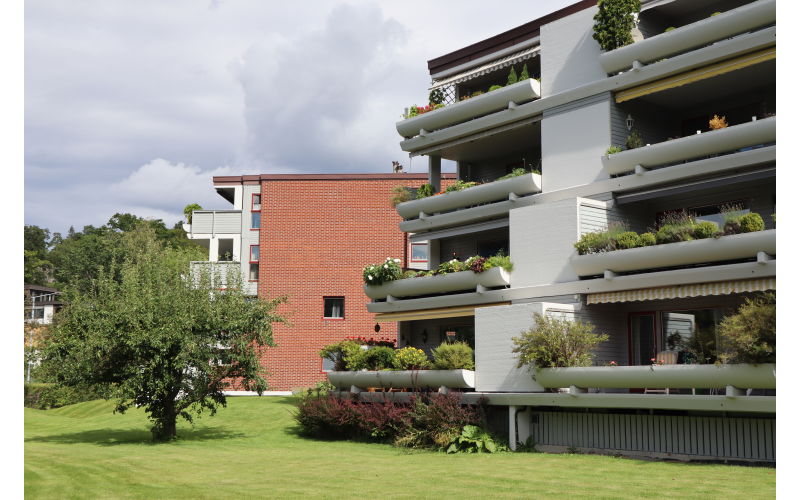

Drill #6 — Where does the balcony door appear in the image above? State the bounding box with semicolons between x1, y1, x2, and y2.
628;312;656;366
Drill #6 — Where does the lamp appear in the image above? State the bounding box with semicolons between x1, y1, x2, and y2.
374;323;381;333
626;114;634;131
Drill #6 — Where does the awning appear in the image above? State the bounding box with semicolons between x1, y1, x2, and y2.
615;46;776;103
430;46;540;90
586;277;775;305
374;302;510;322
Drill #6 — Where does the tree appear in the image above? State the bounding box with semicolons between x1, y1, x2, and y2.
506;67;518;86
717;293;776;364
592;0;641;52
184;203;203;223
42;224;286;441
512;313;608;369
24;225;53;285
519;63;530;81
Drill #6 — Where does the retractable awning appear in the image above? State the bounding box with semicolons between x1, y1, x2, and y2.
373;302;510;322
430;46;540;89
615;46;776;103
586;277;775;305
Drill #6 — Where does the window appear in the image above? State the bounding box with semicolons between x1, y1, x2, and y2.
321;357;336;372
252;193;262;210
323;297;345;319
249;263;259;281
251;211;261;229
31;308;45;320
410;242;428;263
250;245;259;263
248;245;259;281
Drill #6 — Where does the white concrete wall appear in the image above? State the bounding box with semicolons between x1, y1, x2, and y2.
540;6;605;96
541;97;611;192
509;197;580;287
240;183;261;296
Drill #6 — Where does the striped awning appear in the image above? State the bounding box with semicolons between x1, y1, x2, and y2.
586;278;775;305
374;302;510;322
430;45;540;89
615;46;776;103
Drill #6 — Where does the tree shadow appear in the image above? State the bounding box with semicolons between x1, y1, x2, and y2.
25;426;244;446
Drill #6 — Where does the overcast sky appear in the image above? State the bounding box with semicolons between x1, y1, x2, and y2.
25;0;575;234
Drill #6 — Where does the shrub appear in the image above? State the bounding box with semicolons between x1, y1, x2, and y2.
739;213;765;233
606;145;623;155
465;256;487;273
390;186;412;207
614;231;640;249
395;393;487;449
507;67;518;85
488;84;503;92
638;232;656;246
319;340;363;371
416;183;434;199
710;11;722;16
437;259;466;275
445;179;478;193
693;221;720;239
393;347;431;370
717;293;776;364
432;341;475;370
447;425;504;454
512;313;609;369
363;257;403;285
24;383;106;409
625;129;644;150
402;270;418;279
592;0;642;51
519;63;530;81
361;346;396;371
484;254;513;272
664;26;676;32
497;168;528;181
574;222;628;255
655;212;695;244
295;394;411;441
471;91;484;98
428;88;445;105
709;114;728;130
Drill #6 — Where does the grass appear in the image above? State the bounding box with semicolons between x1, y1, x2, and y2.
26;397;775;499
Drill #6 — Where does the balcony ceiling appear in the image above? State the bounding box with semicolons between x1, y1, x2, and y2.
435;120;540;162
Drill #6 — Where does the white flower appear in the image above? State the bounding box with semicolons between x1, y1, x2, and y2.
386;257;392;261
393;258;401;263
368;275;373;280
451;259;457;263
383;264;388;269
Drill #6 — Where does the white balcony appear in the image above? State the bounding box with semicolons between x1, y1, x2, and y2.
189;210;242;235
601;116;775;176
327;369;475;390
365;267;510;300
534;363;775;390
569;230;775;277
600;0;776;74
396;79;541;139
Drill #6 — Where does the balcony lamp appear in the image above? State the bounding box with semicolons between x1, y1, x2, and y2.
626;114;635;131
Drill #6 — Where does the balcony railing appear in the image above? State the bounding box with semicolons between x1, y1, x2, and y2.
600;0;776;74
569;230;775;277
365;267;510;301
327;369;475;391
188;210;242;235
395;79;541;139
601;116;775;176
534;364;775;390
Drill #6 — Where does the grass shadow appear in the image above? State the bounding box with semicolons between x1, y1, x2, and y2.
25;426;245;446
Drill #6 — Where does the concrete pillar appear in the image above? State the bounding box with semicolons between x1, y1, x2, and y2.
209;238;219;262
508;405;518;451
428;155;441;192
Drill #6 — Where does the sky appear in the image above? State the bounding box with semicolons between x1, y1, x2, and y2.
24;0;576;234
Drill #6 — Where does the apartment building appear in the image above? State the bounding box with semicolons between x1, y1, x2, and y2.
349;0;776;462
185;173;453;390
24;284;62;325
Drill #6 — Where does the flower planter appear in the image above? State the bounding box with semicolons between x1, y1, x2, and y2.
569;230;775;277
395;79;541;139
326;369;475;390
601;117;775;175
364;267;510;300
534;363;775;389
395;173;541;219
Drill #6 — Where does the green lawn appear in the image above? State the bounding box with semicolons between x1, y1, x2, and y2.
25;397;775;499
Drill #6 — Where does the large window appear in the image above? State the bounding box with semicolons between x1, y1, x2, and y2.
251;211;261;229
410;242;428;263
323;297;345;319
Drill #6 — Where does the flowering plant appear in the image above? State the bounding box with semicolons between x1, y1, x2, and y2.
650;357;665;365
405;103;444;119
363;257;403;285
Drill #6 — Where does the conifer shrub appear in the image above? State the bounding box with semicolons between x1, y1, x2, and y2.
432;342;475;370
507;67;518;85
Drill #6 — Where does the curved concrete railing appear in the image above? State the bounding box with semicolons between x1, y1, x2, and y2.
395;79;541;139
327;369;475;389
396;173;542;219
364;267;510;300
601;116;775;175
535;364;775;389
600;0;776;74
570;230;775;277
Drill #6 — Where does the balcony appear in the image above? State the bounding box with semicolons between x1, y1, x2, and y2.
187;210;242;236
327;369;475;391
397;173;541;233
396;79;541;140
365;267;509;301
601;116;775;176
189;261;256;294
600;0;776;74
570;230;775;277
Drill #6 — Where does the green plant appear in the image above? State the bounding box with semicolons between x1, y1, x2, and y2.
693;221;720;239
655;212;695;244
428;88;445;105
717;293;775;364
574;222;628;255
361;346;396;371
606;145;623;155
416;183;434;199
363;257;403;285
24;382;107;409
638;232;656;246
739;213;765;233
437;259;466;275
664;26;676;32
512;313;609;369
446;425;503;453
625;129;644;150
432;341;475;370
390;186;412;207
592;0;642;52
516;435;539;453
519;63;530;81
497;168;528;180
319;340;364;371
183;203;203;224
614;231;640;249
445;179;478;193
471;90;484;98
484;254;513;272
393;347;432;370
507;67;518;85
710;11;722;16
402;270;418;279
488;84;503;92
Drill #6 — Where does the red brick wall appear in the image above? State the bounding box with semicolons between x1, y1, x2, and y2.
254;176;452;391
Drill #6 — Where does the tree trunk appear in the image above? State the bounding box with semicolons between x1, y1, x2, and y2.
152;394;179;441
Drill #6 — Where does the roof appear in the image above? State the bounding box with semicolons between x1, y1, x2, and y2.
24;284;60;293
427;0;596;76
213;173;457;185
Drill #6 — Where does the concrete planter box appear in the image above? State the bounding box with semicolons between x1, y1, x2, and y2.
599;0;775;74
395;79;541;139
535;363;775;389
570;230;775;277
327;369;475;390
601;117;775;175
364;267;510;300
395;173;542;219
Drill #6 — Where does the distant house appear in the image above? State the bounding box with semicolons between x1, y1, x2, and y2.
24;284;62;325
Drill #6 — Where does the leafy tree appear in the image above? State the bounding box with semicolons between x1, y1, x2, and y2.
592;0;641;52
717;293;776;364
184;203;203;223
42;225;286;441
24;225;53;285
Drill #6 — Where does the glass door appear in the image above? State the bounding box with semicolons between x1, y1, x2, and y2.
629;312;656;366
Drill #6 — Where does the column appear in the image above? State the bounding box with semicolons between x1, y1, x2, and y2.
428;155;441;193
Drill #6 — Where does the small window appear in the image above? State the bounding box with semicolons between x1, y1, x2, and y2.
322;357;336;372
252;193;262;210
410;243;428;263
250;245;259;262
251;211;261;229
31;308;45;320
323;297;344;319
249;263;259;281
